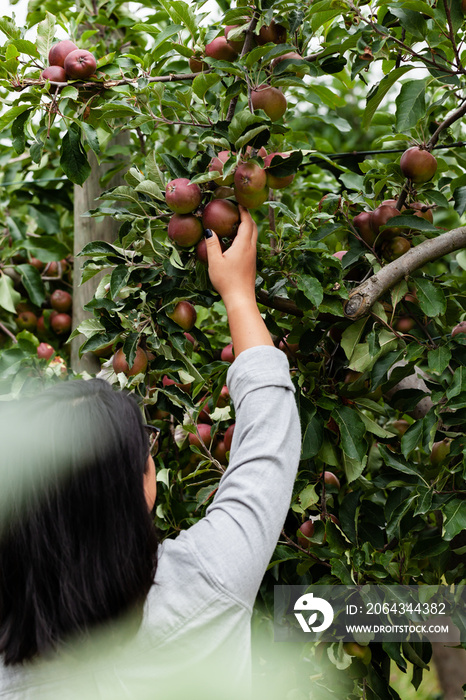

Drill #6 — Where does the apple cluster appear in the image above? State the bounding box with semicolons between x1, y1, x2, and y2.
351;146;437;262
41;40;97;83
165;150;295;260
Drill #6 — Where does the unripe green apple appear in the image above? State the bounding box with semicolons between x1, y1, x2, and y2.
381;236;411;262
343;642;372;664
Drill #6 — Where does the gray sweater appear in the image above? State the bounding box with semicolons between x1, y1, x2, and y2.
0;345;301;699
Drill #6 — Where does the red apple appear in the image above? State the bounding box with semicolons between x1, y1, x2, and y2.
394;317;416;333
323;471;340;489
162;375;191;392
41;66;67;82
64;49;96;80
213;186;235;199
271;52;306;77
224;423;235;452
209;150;234;186
371;205;402;238
400;147;437;183
332;250;348;261
251;85;287;121
224;25;245;53
234;187;268;209
165;178;202;214
15;311;37;332
189;56;208;72
257;20;287;45
221;343;235;363
50;289;72;313
50;312;72;335
205;36;238;62
202;199;240;238
410;202;434;223
213;440;228;464
353;211;375;246
263;152;295;189
381;236;411;261
189;423;213;448
298;520;315;548
234;161;267;195
168;214;203;247
452;321;466;337
37;342;55;360
48;40;78;67
169;300;197;331
112;346;148;377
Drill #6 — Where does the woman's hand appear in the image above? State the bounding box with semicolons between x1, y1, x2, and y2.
204;206;258;308
204;205;274;356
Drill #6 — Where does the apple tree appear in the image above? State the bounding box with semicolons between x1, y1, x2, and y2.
1;0;466;696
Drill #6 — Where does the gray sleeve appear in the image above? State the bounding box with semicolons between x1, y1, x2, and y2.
179;345;301;609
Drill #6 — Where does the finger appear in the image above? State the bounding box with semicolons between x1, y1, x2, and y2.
238;205;254;239
251;218;258;246
204;229;223;266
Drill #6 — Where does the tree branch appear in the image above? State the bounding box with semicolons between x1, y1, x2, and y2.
225;11;260;122
256;289;303;317
344;226;466;319
427;101;466;149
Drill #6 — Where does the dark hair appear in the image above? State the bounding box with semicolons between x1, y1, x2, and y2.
0;379;158;666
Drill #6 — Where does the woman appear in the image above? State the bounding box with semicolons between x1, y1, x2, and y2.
0;207;301;699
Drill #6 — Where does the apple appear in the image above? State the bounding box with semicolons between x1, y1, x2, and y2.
257;20;287;45
400;146;437;183
234;162;267;195
224;423;235;452
263;152;295;189
169;300;197;331
452;321;466;337
36;315;48;338
323;471;340;490
213;186;235;199
37;342;54;360
213;440;228;464
353;211;375;246
234;187;268;209
112;346;148;377
168;214;203;247
208;150;234;186
48;40;78;67
271;52;306;77
216;385;230;408
202;200;240;238
29;257;45;272
41;66;67;82
15;311;37;332
196;237;227;264
165;178;202;214
50;312;72;335
64;49;96;80
162;375;191;392
205;36;238;62
189;423;213;448
251;85;287;121
381;236;411;261
343;642;372;664
371;205;401;238
297;520;315;548
410;201;434;223
395;317;416;333
45;259;68;277
279;335;299;359
430;438;451;467
391;419;410;436
333;250;348;261
246;145;268;158
189;56;208;72
221;343;235;363
224;25;245;53
50;289;72;313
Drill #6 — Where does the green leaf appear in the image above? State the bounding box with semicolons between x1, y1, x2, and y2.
298;483;319;510
160;154;190;180
301;413;323;459
36;11;55;60
228;111;263;146
341;318;367;361
343;453;367;483
453;186;466;217
145;151;166;188
16;264;45;307
414;278;446;317
121;333;139;370
442;499;466;541
296;275;323;307
363;66;413;129
0;16;21;40
427;345;451;374
390;8;427;39
11;39;40;58
414;486;433;516
0;274;20;314
378;444;423;477
79;241;124;257
11;109;31;155
135;180;164;200
192;73;221;100
331;558;354;584
158;0;197;37
60;124;91;186
81;122;100;157
0;105;30;131
332;406;367;461
110;265;130;298
395;80;426;132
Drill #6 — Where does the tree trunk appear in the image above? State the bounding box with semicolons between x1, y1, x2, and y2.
71;132;130;373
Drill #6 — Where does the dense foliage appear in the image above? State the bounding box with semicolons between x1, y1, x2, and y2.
1;0;466;696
